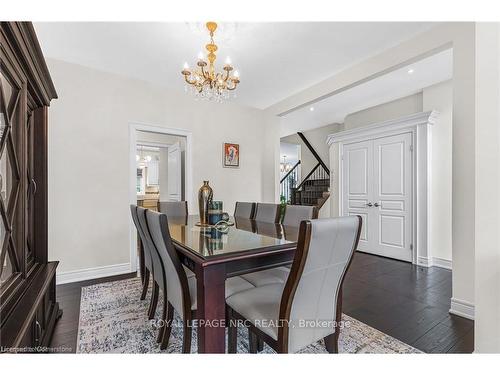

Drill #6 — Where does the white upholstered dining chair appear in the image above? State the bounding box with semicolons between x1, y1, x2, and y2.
226;216;362;353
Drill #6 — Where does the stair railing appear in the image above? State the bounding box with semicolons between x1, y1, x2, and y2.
280;160;301;204
292;163;330;205
297;132;330;175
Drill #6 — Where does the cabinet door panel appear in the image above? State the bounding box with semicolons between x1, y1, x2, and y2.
0;59;23;292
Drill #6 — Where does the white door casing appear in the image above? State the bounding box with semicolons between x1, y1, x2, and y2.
167;142;182;201
129;122;193;274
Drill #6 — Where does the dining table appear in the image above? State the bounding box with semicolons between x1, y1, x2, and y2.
165;215;299;353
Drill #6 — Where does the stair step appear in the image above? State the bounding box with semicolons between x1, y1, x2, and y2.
303;185;329;192
304;179;329;186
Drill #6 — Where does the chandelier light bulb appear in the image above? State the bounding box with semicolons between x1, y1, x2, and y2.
233;70;240;78
225;56;232;65
183;62;189;70
197;51;204;60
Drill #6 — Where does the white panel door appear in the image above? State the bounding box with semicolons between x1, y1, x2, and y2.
342;132;413;262
167;143;182;201
372;133;412;261
342;140;373;252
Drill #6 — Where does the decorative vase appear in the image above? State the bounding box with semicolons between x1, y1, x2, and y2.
198;180;213;225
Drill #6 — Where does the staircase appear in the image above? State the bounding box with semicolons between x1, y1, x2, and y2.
280;132;330;212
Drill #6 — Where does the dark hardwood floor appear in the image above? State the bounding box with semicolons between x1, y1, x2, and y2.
49;252;473;353
343;252;473;353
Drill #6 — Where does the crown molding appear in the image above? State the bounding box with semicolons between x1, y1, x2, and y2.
327;110;439;145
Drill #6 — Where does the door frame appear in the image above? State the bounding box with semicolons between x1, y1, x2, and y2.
327;111;438;266
128;122;192;273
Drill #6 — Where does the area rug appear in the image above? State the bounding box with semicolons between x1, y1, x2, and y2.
77;277;420;354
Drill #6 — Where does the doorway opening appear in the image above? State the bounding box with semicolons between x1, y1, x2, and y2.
129;123;192;273
135;132;186;210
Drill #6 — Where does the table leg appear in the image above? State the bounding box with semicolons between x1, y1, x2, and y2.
196;263;226;353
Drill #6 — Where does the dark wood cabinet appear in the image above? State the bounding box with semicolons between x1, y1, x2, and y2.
0;22;60;352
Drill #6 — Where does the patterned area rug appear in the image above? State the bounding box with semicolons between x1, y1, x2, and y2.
77;278;420;354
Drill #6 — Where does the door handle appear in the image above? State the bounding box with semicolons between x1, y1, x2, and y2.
374;202;380;207
366;202;373;207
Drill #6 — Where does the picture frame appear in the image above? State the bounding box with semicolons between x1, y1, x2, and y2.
222;142;240;168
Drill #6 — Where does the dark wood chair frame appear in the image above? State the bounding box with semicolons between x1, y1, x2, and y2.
227;216;362;353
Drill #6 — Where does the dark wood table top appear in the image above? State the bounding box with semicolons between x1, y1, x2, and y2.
167;215;299;262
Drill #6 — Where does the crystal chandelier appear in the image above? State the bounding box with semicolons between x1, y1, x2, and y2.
280;156;292;173
181;22;240;102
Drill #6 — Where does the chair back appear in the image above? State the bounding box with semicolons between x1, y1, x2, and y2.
146;210;192;320
282;205;316;226
158;201;188;217
130;205;153;272
254;203;280;223
280;216;361;353
136;206;166;288
234;202;256;219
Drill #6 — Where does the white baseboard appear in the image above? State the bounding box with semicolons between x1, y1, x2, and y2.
432;257;452;270
56;263;133;285
417;256;452;270
450;298;475;320
417;256;431;267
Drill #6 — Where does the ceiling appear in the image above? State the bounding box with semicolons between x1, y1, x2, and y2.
33;22;438;109
280;48;453;136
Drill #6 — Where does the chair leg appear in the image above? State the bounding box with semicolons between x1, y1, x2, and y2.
324;333;338;353
148;281;159;320
157;289;167;343
160;302;174;350
248;330;258;354
182;319;192;353
256;337;264;352
140;269;150;301
325;289;343;354
227;307;238;353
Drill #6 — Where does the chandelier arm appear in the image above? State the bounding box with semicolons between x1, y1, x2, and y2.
226;80;238;90
200;65;209;79
184;75;197;85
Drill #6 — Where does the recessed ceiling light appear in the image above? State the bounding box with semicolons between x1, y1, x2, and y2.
309;107;315;111
407;68;415;74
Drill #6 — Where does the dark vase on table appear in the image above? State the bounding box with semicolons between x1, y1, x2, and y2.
198;180;213;225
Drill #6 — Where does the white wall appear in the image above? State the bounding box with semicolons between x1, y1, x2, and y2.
343;93;423;129
474;22;500;353
423;80;453;266
48;58;280;278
